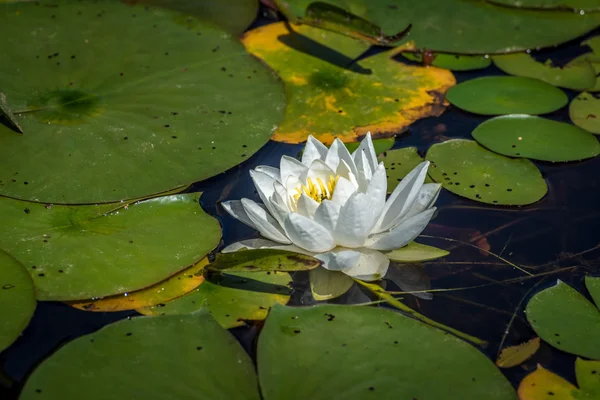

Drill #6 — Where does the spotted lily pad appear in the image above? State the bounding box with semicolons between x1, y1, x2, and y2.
378;147;433;193
569;92;600;134
472;114;600;162
492;53;596;90
138;271;292;328
20;312;261;400
258;304;517;399
401;52;491;71
383;241;449;262
489;0;600;11
242;22;455;144
525;279;600;359
274;0;600;54
0;193;221;301
0;249;36;352
0;0;285;203
518;360;600;400
445;76;568;115
426;139;548;205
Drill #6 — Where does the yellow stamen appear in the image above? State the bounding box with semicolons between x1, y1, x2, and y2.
292;175;340;209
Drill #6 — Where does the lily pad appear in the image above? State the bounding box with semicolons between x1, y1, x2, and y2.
0;92;23;134
273;0;600;54
492;53;596;91
525;279;600;359
569;92;600;134
426;139;548;205
258;304;517;399
0;249;36;352
20;312;261;400
0;193;221;301
0;0;285;203
241;22;455;144
587;276;600;306
445;76;568;115
401;52;491;71
138;271;292;328
344;137;394;155
207;249;321;272
383;241;449;262
472;114;600;162
518;360;600;400
489;0;600;11
309;268;355;301
495;337;540;369
378;146;433;192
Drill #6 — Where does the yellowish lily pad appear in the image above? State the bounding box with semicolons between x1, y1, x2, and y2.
569;92;600;135
496;337;541;369
384;241;449;262
242;22;455;144
309;268;354;301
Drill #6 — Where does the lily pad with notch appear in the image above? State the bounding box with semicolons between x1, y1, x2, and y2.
0;92;23;134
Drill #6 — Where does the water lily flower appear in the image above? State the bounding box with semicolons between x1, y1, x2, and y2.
222;132;441;295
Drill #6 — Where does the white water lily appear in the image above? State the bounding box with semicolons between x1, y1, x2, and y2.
222;132;441;285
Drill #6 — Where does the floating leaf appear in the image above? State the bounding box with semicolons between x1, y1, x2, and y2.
0;193;221;301
242;22;455;144
378;146;433;193
517;364;579;400
138;271;292;328
586;276;600;311
496;337;541;369
493;53;596;90
20;312;261;400
384;241;449;262
66;257;210;312
401;52;491;71
0;0;285;203
0;249;36;352
0;92;23;134
569;92;600;135
258;304;516;399
446;76;568;115
576;357;600;393
309;268;354;301
489;0;600;11
345;137;394;155
426;139;548;205
207;249;321;272
525;280;600;360
274;0;600;53
472;114;600;162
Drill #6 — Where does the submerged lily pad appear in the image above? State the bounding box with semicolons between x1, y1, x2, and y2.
383;242;449;262
258;304;516;399
518;360;600;400
489;0;600;11
426;139;547;205
472;114;600;162
0;193;221;301
445;76;568;115
378;146;433;193
20;312;261;400
569;92;600;134
138;271;292;328
525;279;600;359
492;53;596;91
274;0;600;53
401;52;491;71
0;250;36;352
309;268;355;301
0;0;285;203
242;22;455;144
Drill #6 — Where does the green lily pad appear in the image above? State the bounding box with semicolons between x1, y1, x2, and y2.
309;268;354;301
426;139;548;205
242;22;455;144
0;0;285;203
569;92;600;134
258;304;517;399
492;53;596;91
445;76;568;115
344;137;394;155
586;276;600;310
0;92;23;134
472;114;600;162
0;193;221;301
401;52;491;71
384;241;449;262
273;0;600;54
138;271;292;328
0;249;36;352
577;357;600;393
377;147;433;193
207;249;321;272
20;312;261;400
488;0;600;11
569;55;600;92
525;279;600;360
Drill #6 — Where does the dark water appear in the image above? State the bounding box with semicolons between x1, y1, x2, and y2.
1;7;599;399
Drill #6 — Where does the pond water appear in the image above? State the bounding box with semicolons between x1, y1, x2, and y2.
1;3;599;399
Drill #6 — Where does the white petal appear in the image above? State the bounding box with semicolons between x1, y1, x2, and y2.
366;208;436;251
354;149;373;192
365;163;387;228
285;175;303;198
280;155;309;185
330;176;357;206
296;193;320;218
221;200;257;230
352;132;377;173
334;192;374;248
325;138;359;178
221;238;281;253
342;248;389;282
302;135;328;166
284;213;335;252
306;159;336;185
254;166;281;182
249;170;277;208
269;195;291;225
313;200;341;235
241;198;291;244
314;248;360;271
373;161;430;233
403;183;442;221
